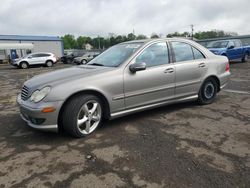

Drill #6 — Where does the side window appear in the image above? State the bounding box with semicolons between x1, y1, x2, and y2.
192;47;205;59
40;53;50;57
228;41;234;48
234;40;241;48
171;42;194;62
36;54;43;57
29;54;35;58
136;42;169;67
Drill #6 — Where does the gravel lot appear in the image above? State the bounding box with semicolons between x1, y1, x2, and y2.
0;62;249;188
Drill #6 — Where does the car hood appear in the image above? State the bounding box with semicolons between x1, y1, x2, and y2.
207;47;226;53
74;57;83;60
24;65;113;90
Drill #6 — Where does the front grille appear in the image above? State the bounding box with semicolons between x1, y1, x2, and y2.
21;85;29;100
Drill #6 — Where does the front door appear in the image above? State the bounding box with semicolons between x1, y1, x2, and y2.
28;54;40;65
227;41;237;60
124;42;175;109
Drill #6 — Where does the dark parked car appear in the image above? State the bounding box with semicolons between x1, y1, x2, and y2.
73;52;101;65
61;51;85;64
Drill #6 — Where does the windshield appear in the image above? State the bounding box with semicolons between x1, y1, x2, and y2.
88;42;143;67
207;41;228;48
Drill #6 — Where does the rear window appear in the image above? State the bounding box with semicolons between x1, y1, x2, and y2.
192;47;205;59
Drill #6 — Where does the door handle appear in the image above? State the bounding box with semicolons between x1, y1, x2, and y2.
164;68;174;73
198;63;206;67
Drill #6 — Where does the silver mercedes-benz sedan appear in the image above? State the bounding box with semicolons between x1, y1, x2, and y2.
17;38;230;137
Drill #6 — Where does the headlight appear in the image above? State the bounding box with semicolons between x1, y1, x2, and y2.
30;86;51;103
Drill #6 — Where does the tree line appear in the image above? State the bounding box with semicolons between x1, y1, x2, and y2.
61;30;238;50
61;33;147;50
167;30;238;39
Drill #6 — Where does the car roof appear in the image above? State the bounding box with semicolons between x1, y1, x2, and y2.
29;52;53;55
121;38;196;45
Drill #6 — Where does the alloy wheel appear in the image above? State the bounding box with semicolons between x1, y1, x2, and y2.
77;100;102;134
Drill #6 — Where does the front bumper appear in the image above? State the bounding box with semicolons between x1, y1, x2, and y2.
17;94;64;132
10;61;18;67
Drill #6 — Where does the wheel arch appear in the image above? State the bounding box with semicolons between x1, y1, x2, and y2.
202;75;221;92
81;59;87;63
46;59;53;63
57;89;111;131
19;60;29;65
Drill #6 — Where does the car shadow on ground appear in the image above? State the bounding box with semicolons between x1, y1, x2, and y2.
11;100;198;141
100;100;199;131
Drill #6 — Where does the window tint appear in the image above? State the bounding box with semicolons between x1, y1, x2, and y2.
234;40;241;48
30;54;39;58
171;42;194;62
192;47;205;59
228;41;234;48
136;42;169;67
39;53;50;57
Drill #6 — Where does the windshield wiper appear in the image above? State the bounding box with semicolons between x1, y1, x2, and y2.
88;63;104;66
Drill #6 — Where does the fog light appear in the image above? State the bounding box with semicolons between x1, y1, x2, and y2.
30;117;45;125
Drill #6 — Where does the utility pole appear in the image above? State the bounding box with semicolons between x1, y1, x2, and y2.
98;35;100;50
190;24;194;40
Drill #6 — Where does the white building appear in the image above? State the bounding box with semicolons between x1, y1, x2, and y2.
84;43;93;51
0;35;63;61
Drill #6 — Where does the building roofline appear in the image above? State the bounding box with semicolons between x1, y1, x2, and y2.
0;34;62;41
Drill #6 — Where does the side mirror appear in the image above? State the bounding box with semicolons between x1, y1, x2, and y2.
129;62;146;73
228;45;234;49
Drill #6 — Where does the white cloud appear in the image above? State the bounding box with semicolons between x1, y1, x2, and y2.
0;0;249;37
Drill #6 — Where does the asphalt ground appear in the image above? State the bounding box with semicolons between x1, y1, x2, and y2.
0;61;249;188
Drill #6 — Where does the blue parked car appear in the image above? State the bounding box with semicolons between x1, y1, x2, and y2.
207;39;250;62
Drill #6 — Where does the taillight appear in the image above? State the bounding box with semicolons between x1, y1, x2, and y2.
225;62;230;72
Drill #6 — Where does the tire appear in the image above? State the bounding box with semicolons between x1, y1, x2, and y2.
66;59;71;64
46;60;53;67
198;78;218;105
241;53;248;63
62;94;103;138
19;61;29;69
81;59;87;64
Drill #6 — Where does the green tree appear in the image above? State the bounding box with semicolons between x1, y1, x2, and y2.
166;30;238;40
76;36;88;49
127;33;136;41
151;33;159;38
61;34;76;49
136;34;147;40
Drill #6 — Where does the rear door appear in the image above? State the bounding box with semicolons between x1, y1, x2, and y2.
124;42;175;109
38;53;50;64
170;41;207;98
